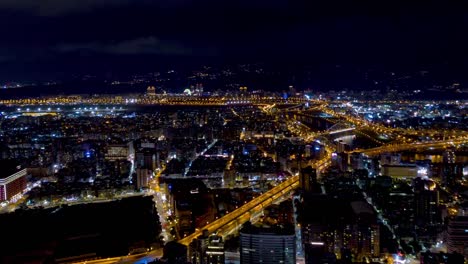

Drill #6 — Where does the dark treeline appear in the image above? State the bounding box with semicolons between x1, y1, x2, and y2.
0;195;161;263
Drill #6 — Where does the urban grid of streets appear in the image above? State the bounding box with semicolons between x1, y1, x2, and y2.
56;97;466;264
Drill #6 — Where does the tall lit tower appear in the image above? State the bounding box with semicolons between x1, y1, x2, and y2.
147;86;156;97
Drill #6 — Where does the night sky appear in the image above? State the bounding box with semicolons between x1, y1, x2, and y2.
1;0;468;81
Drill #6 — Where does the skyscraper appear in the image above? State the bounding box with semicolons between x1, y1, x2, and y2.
349;201;380;259
414;178;440;225
136;168;150;189
299;166;318;193
442;148;462;187
240;222;296;264
447;216;468;258
147;86;156;97
189;231;225;264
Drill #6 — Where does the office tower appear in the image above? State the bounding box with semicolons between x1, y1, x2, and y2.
223;168;236;188
300;194;380;262
136;168;150;189
349;201;380;259
381;164;418;179
443;149;456;164
189;230;209;264
135;149;156;171
299;166;318;193
380;153;401;166
442;148;462;187
447;216;468;258
147;86;156;96
336;141;349;153
300;194;330;250
414;178;440;225
332;152;348;172
205;235;225;264
105;141;134;161
350;152;365;170
305;145;312;158
240;222;295;264
0;161;28;202
163;241;188;264
189;231;225;264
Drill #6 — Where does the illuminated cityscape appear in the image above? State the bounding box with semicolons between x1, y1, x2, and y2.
0;89;466;263
0;1;468;264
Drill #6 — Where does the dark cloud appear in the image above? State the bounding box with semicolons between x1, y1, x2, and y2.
0;55;13;63
0;0;467;81
56;37;198;56
0;0;276;16
0;0;150;16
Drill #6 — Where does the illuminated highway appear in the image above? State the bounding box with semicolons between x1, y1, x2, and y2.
73;249;163;264
48;136;464;263
177;174;299;246
313;105;468;141
352;137;468;156
175;102;468;250
285;104;468;146
178;154;332;246
61;101;467;263
0;94;307;107
72;140;464;263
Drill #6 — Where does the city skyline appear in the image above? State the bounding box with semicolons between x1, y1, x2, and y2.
0;1;467;264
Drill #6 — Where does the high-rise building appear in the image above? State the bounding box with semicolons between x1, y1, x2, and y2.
350;153;365;170
0;161;28;202
443;149;456;164
135;149;156;171
381;164;418;179
300;194;380;262
223;168;236;188
304;145;312;158
205;235;225;264
162;241;188;264
299;166;318;193
447;216;468;258
336;141;349;153
189;231;225;264
147;86;156;97
442;148;462;187
240;222;296;264
349;201;380;259
136;168;150;189
195;83;204;95
105;142;134;161
331;152;348;172
380;153;401;166
414;178;440;225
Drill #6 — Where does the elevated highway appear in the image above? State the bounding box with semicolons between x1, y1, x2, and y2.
74;135;460;263
177;155;332;246
178;175;299;246
351;137;468;156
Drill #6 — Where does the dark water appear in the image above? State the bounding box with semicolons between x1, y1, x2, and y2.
401;151;468;163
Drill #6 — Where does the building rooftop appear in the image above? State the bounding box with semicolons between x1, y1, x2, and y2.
0;160;22;180
240;221;295;236
350;201;374;216
381;164;417;168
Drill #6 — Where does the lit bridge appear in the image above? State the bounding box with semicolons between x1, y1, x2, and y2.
351;137;468;156
0;95;307;107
